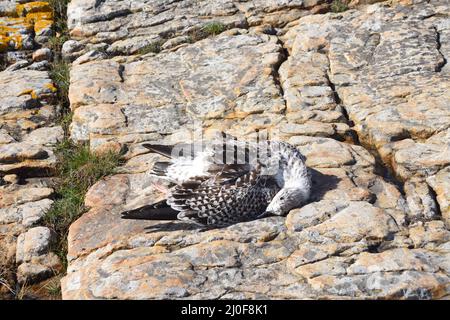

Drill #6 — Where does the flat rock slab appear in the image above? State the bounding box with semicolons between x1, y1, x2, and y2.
69;32;287;146
282;0;450;180
0;1;63;296
61;136;449;299
65;0;328;57
62;0;450;300
61;175;450;299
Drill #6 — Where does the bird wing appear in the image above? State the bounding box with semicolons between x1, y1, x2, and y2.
144;137;258;184
166;166;278;226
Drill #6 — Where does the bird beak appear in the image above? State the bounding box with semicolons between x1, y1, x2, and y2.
257;211;273;218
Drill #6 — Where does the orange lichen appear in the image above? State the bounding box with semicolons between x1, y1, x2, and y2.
16;2;52;17
26;11;53;22
0;1;53;52
0;2;53;51
21;2;54;34
33;18;53;33
44;83;58;93
0;22;24;51
18;89;38;100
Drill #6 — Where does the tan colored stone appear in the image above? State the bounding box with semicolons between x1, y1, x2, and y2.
0;186;53;208
60;0;450;300
427;168;450;227
84;175;130;209
347;248;438;275
295;256;349;279
409;221;450;249
292;201;398;244
16;227;53;264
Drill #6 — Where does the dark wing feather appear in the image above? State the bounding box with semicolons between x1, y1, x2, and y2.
121;200;179;220
166;166;268;226
142;144;174;158
143;143;199;158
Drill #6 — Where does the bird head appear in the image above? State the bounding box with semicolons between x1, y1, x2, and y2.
264;186;310;216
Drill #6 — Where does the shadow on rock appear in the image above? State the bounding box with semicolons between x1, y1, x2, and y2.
144;221;207;233
308;168;341;202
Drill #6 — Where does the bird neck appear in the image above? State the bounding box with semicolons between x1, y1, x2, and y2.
276;142;309;188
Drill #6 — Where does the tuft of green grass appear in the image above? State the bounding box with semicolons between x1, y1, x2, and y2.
0;54;7;71
48;0;70;32
48;0;70;52
48;34;69;53
49;60;70;108
47;0;71;120
202;22;226;36
187;22;227;43
138;39;165;55
330;0;349;13
44;140;122;269
42;277;62;299
58;111;73;134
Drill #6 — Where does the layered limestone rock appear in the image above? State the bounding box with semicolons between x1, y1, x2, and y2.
0;1;62;298
61;0;450;299
282;0;450;225
63;0;331;59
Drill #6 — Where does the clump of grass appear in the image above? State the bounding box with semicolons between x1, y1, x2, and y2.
58;111;73;134
48;34;69;53
44;140;122;269
0;54;8;71
49;60;70;109
188;21;227;43
331;0;349;13
42;277;62;299
138;39;165;55
48;0;70;52
202;21;226;36
47;0;71;121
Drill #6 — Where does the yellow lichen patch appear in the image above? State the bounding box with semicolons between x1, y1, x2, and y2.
18;89;38;100
0;33;23;52
0;17;33;30
16;2;52;17
6;2;55;43
26;11;53;23
0;16;34;52
44;83;58;93
33;18;53;33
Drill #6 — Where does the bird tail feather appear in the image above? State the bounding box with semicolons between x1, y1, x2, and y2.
151;161;170;176
121;200;179;220
142;144;173;158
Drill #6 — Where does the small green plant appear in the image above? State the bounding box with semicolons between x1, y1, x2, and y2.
138;40;165;55
0;54;8;71
49;60;70;107
58;111;73;134
48;0;70;32
202;22;226;36
43;277;62;298
44;140;122;268
47;0;71;120
331;0;349;13
187;22;227;43
48;0;70;52
48;34;69;53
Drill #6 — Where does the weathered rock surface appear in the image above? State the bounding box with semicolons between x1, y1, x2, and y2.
0;1;62;298
282;0;450;181
60;0;450;300
64;0;331;59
